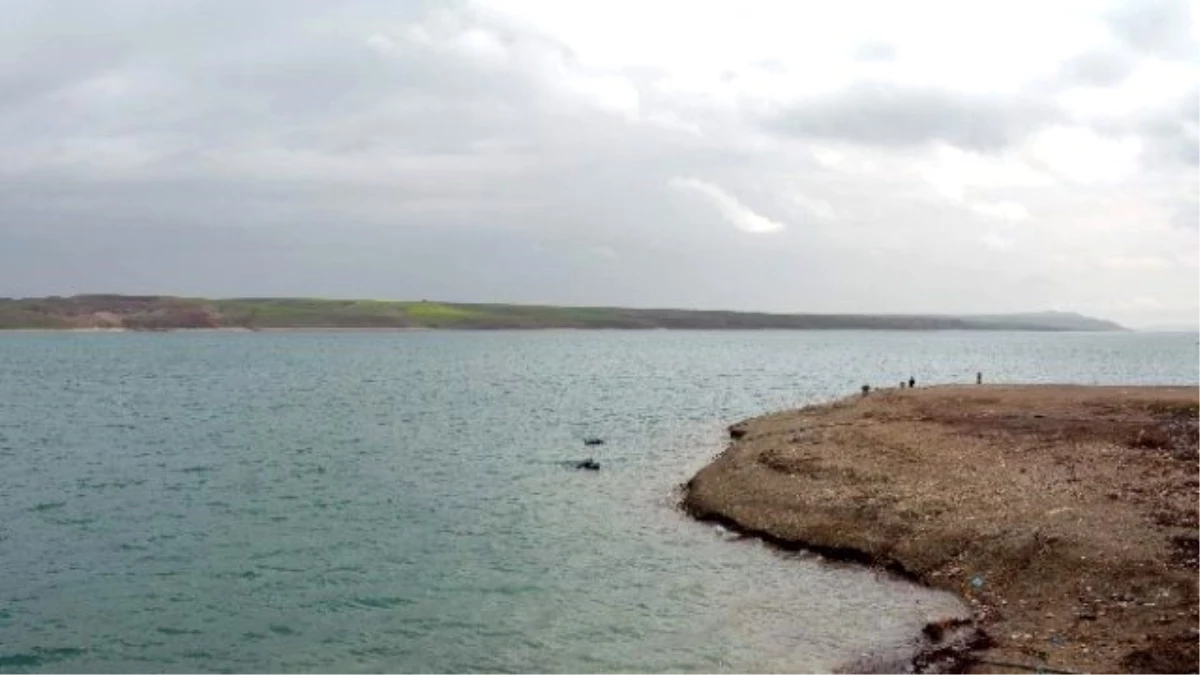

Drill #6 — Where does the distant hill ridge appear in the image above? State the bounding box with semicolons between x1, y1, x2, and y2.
0;295;1127;332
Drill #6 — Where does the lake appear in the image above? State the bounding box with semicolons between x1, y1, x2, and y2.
1;330;1195;673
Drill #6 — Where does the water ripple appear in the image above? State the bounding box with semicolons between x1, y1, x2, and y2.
0;330;1194;672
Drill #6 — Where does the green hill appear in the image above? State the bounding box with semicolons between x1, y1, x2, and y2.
0;295;1127;332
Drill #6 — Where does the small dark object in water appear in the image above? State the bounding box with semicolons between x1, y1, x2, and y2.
728;425;747;439
583;437;605;446
576;459;600;471
908;376;916;388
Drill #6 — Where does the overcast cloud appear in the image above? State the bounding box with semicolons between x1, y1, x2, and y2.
0;0;1196;327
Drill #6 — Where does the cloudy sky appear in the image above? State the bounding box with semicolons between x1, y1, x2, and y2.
1;0;1197;327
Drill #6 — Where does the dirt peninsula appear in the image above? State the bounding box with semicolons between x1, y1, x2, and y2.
683;385;1199;673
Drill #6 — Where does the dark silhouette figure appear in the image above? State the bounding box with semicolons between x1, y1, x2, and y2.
576;459;600;471
976;372;983;385
908;376;916;388
861;384;870;395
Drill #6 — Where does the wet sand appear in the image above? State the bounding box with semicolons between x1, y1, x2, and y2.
683;385;1199;673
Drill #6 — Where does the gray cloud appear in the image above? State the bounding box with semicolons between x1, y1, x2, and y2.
1054;47;1139;87
0;0;1195;327
763;81;1059;151
1106;0;1199;59
0;1;758;299
1084;86;1200;170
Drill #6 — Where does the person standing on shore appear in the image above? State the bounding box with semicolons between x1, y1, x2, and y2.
977;372;983;385
908;376;916;388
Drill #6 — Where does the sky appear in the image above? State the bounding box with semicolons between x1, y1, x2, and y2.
1;0;1197;328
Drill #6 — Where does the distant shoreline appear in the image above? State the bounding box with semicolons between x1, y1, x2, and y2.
0;326;437;334
1;326;1167;335
683;385;1199;673
0;295;1128;332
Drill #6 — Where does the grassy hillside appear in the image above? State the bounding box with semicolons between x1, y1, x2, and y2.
0;295;1127;332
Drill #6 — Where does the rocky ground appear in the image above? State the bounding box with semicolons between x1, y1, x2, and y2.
683;385;1199;673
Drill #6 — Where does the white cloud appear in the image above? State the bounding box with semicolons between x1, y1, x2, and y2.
473;0;1111;96
669;177;787;233
1096;255;1173;270
381;9;641;119
645;111;703;136
920;144;1054;201
1026;126;1144;183
561;72;641;118
790;193;837;220
1057;59;1197;119
980;231;1016;250
916;146;1038;222
449;27;509;63
810;147;845;169
970;201;1030;220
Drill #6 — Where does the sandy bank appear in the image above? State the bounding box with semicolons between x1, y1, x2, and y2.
683;385;1199;673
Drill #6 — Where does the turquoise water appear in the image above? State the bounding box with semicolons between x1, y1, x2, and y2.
1;330;1196;673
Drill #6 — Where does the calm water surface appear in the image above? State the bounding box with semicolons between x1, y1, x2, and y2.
1;330;1196;673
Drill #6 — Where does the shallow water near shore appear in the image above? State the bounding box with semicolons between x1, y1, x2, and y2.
1;330;1195;673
